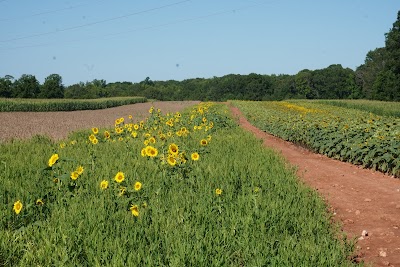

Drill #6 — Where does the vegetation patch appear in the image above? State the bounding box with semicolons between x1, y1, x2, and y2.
0;103;356;266
233;100;400;177
0;96;146;112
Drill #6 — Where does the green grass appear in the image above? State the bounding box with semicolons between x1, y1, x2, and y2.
0;96;146;112
306;99;400;118
0;103;357;266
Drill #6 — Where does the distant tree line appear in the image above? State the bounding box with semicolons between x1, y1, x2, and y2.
1;11;399;101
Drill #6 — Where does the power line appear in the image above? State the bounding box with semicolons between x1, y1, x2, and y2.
0;0;106;22
0;0;190;43
0;0;277;51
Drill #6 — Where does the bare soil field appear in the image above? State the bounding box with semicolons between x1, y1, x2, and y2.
0;101;199;142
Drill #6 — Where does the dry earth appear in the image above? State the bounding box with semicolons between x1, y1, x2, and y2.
0;101;199;141
1;100;400;266
229;104;400;267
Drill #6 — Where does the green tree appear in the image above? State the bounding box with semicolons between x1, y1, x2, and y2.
0;75;14;98
40;74;64;98
12;74;40;98
384;10;400;75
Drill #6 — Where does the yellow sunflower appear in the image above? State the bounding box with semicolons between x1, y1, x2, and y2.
13;200;23;215
70;171;79;180
191;152;200;161
168;143;179;155
100;180;109;190
114;172;125;183
76;166;84;175
167;155;177;166
48;154;59;167
200;139;208;146
134;181;142;191
36;199;44;205
92;127;99;134
104;131;110;139
89;134;96;141
141;148;146;157
130;204;139;217
215;188;222;195
145;146;158;158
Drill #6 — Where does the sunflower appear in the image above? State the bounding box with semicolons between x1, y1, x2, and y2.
168;143;179;155
91;138;98;145
100;180;109;190
191;152;200;161
70;171;79;180
128;115;133;119
104;131;110;139
131;131;138;138
119;186;126;196
48;154;59;167
92;127;99;134
13;200;23;215
115;172;125;183
133;124;139;130
215;188;222;195
200;139;208;146
36;199;44;205
59;142;66;149
149;137;156;144
145;146;158;158
134;181;142;191
141;148;146;157
76;166;84;175
130;204;139;217
89;134;96;141
167;155;177;166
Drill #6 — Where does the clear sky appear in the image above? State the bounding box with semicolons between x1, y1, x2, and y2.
0;0;398;85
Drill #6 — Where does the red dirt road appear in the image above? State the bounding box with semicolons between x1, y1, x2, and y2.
229;104;400;267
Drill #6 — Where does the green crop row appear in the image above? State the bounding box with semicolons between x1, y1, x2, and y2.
232;100;400;177
311;99;400;118
0;103;356;266
0;97;147;112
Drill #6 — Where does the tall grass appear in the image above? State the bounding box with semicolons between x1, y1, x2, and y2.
304;99;400;118
0;97;146;112
0;103;357;266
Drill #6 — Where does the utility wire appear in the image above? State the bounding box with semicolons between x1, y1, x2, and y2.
0;0;106;22
0;1;277;51
0;0;190;43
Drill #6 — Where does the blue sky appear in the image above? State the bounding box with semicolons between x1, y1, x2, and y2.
0;0;398;85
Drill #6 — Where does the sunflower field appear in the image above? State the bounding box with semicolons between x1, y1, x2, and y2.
0;103;357;266
232;100;400;177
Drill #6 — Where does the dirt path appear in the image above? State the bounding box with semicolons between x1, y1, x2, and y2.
229;104;400;267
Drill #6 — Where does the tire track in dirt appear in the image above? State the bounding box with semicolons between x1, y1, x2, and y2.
229;104;400;267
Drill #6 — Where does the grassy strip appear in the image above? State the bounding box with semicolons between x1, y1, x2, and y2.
232;100;400;177
0;103;356;266
308;99;400;118
0;97;146;112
